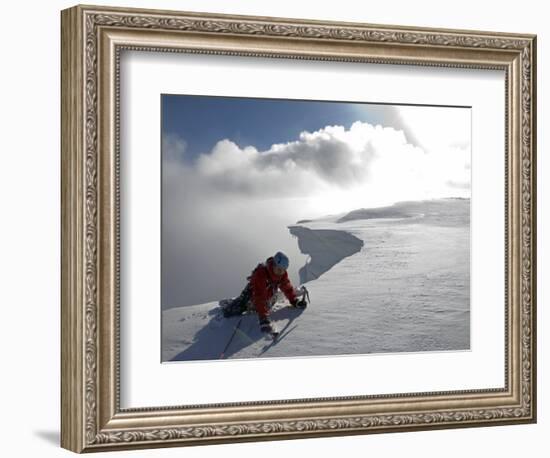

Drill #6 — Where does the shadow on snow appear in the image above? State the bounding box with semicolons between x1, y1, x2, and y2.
170;303;305;362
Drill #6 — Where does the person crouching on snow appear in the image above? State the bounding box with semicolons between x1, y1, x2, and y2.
222;251;307;334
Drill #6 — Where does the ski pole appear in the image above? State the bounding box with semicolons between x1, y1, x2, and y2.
220;316;243;359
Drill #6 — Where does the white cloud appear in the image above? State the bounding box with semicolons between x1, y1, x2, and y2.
396;105;471;154
178;119;470;209
162;133;187;163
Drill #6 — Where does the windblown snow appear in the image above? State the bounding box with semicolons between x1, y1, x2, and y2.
162;198;470;362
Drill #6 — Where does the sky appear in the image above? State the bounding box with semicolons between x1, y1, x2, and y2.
162;95;386;162
161;95;471;309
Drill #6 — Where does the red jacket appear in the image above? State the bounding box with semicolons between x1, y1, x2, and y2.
249;257;297;320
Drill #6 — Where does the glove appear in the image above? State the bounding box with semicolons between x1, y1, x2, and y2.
259;317;274;334
291;298;308;309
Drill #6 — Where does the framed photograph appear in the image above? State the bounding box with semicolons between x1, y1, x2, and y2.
61;4;537;453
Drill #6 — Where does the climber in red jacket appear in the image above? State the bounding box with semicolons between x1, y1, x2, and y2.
222;251;307;334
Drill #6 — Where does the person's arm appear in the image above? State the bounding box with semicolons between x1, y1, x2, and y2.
279;273;298;304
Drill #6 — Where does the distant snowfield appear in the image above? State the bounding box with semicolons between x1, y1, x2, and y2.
162;198;470;362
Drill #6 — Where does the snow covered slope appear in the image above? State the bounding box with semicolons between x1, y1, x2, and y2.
162;198;470;362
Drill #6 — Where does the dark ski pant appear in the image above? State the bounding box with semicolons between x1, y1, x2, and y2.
222;284;252;318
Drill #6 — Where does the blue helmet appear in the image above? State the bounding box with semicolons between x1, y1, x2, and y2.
273;251;289;270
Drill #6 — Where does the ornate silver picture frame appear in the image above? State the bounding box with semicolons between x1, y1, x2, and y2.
61;4;536;453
